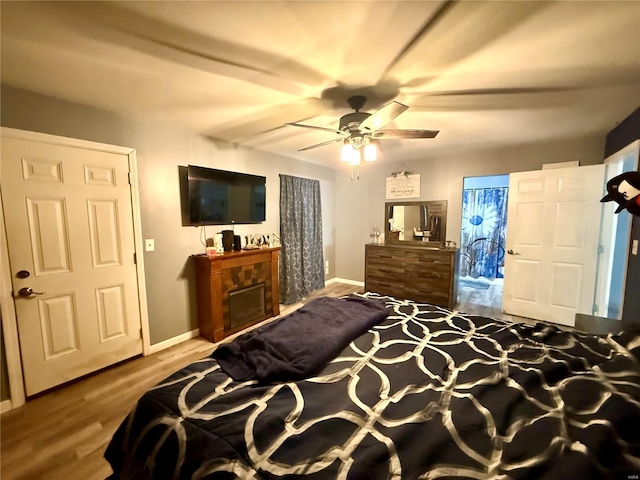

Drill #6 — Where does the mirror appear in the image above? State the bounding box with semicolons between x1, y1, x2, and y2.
385;201;447;247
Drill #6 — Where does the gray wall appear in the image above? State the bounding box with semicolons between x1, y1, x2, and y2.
0;86;336;347
334;137;606;282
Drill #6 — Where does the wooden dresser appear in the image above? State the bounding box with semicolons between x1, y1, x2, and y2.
193;247;280;343
365;243;459;308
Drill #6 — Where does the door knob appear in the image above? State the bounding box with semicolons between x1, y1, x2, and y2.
507;249;521;255
17;287;44;297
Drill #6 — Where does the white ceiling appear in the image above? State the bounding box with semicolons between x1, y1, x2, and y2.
2;1;639;169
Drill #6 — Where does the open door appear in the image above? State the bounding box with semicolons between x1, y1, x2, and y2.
502;165;605;326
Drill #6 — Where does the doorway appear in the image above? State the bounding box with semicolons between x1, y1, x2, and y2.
594;140;639;319
459;175;509;312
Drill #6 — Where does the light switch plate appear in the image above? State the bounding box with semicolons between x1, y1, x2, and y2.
632;239;638;256
145;239;155;252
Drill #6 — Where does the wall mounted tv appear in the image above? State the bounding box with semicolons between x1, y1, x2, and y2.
186;165;266;225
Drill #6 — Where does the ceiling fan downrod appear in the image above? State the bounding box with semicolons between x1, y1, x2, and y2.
347;95;367;112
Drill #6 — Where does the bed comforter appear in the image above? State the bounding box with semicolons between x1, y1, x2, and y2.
105;293;640;479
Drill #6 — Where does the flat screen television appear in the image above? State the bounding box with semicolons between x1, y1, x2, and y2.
186;165;266;225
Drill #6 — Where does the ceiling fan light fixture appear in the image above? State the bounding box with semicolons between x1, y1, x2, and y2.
364;143;377;162
341;141;354;163
287;96;437;176
342;141;362;165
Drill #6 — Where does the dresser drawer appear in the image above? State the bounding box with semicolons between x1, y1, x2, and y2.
366;263;404;281
365;279;405;299
406;275;449;294
404;285;450;306
366;246;405;281
366;247;405;265
405;268;451;290
405;250;451;269
406;268;450;281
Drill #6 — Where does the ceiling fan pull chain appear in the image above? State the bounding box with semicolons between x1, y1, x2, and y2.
351;164;360;181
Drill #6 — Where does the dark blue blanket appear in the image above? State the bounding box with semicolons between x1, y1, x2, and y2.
211;294;389;383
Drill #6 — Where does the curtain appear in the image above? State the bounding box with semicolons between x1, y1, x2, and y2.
460;187;508;280
279;174;324;304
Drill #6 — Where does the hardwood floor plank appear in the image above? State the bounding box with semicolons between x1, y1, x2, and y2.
51;447;114;480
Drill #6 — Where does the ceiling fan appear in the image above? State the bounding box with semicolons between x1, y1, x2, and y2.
284;95;439;153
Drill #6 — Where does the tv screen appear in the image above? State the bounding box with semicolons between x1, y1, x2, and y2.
187;165;266;225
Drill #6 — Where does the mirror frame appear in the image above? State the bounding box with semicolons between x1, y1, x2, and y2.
384;200;448;247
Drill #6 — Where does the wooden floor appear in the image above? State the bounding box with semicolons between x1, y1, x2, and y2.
0;279;535;479
0;281;362;480
455;277;539;325
456;277;511;320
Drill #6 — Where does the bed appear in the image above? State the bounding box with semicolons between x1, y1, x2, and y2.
105;293;640;479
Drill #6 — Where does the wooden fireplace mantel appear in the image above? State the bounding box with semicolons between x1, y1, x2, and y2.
193;247;280;343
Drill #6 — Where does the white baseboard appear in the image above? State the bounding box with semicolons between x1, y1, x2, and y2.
1;399;12;414
148;328;200;354
329;277;365;287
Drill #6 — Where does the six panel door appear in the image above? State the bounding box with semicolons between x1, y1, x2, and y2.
502;165;605;326
1;136;143;395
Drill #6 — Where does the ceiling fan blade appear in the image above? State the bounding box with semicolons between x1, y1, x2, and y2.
427;86;574;96
212;98;331;142
377;1;455;83
41;2;330;96
411;87;579;111
297;138;344;152
380;2;549;88
358;101;409;133
372;129;439;139
285;122;348;137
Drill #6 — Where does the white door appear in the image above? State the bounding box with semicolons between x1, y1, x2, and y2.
1;136;143;396
502;165;605;326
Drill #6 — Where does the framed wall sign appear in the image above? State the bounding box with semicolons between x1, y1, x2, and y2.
386;174;420;199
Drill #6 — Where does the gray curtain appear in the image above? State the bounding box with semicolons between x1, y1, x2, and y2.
279;174;324;304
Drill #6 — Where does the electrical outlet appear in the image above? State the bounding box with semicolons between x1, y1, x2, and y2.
145;239;155;252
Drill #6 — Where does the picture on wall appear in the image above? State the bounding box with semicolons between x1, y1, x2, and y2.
386;174;420;199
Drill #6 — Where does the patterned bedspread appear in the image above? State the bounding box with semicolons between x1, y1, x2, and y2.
105;293;640;479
